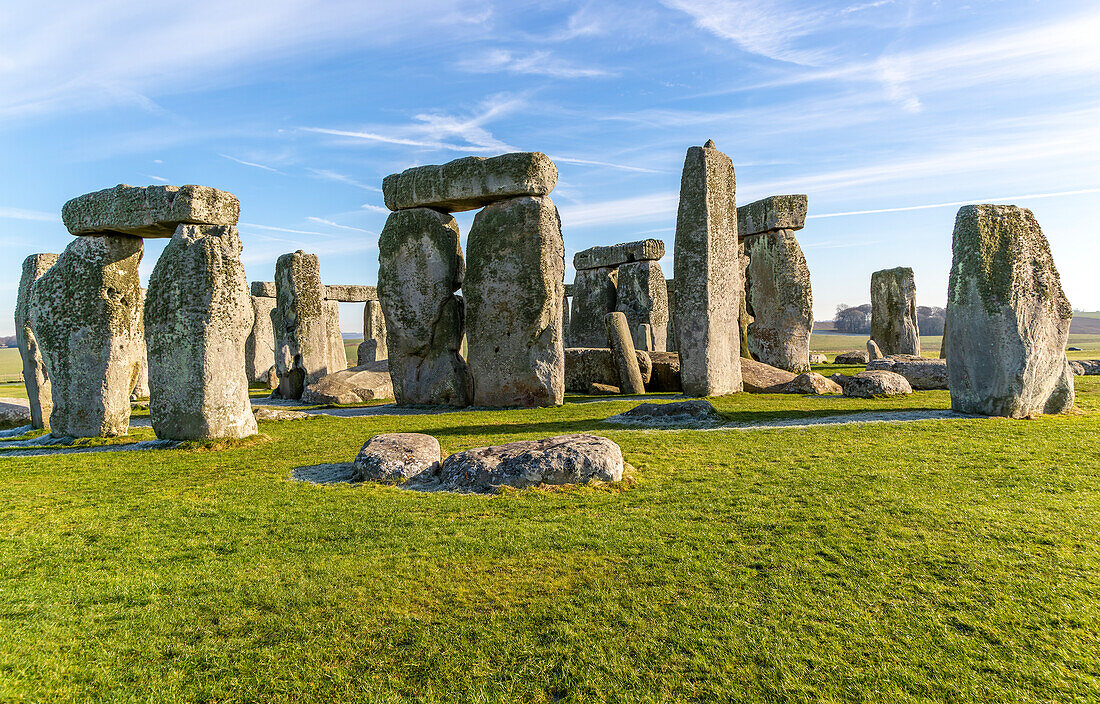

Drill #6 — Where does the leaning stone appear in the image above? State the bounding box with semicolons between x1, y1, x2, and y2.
16;253;58;428
62;184;239;238
740;358;797;393
646;351;682;392
784;372;843;395
324;284;377;302
438;434;622;492
353;433;442;483
569;267;617;348
809;352;828;364
834;350;870;365
744;229;812;372
870;267;921;356
466;196;565;407
946;205;1074;417
673;141;742;396
588;382;620;395
605;312;646;395
867;339;884;361
273;251;330;400
867;354;948;390
246;295;277;386
28;235;143;437
737;195;807;237
378;208;470;406
573;239;664;271
564;348;651;393
843;370;913;398
250;281;277;297
301;360;393;405
383;152;558;212
616;260;669;352
607;399;722;426
145;225;257;440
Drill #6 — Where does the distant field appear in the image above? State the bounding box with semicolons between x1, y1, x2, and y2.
0;348;21;383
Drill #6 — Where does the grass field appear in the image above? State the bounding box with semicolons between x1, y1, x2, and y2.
2;374;1100;701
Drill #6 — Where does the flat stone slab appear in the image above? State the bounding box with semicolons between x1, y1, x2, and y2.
867;355;948;390
573;239;665;270
251;281;277;297
63;184;239;238
353;433;441;484
383;152;558;213
324;284;377;302
438;433;622;493
834;350;870;365
741;358;797;393
737;195;807;237
605;399;722;427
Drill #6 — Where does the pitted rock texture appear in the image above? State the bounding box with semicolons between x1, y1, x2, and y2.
28;235;144;437
246;295;277;386
145;225;257;440
673;141;742;396
273;251;330;400
784;372;843;395
834;350;870;364
569;267;618;348
465;195;565;408
867;355;948;390
609;399;721;426
740;358;797;393
0;398;31;426
946;205;1074;417
254;407;311;422
616;260;669;352
605;312;645;395
250;281;277;297
62;184;239;238
564;348;651;393
353;433;441;483
573;239;665;270
438;434;623;492
843;370;913;398
744;229;812;372
383;152;558;213
737;195;807;237
588;383;620;395
870;267;921;356
16;253;58;428
378;208;470;406
302;360;394;405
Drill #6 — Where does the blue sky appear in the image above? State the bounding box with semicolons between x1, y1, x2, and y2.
2;0;1098;335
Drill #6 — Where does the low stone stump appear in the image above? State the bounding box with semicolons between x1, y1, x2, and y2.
784;372;843;395
383;152;558;212
1069;360;1100;375
835;350;870;365
357;340;384;366
438;434;623;493
606;399;722;427
16;253;59;428
254;407;311;422
0;398;31;426
867;355;948;390
867;340;884;361
354;433;441;483
843;370;913;398
588;383;620;395
301;361;393;405
564;348;651;393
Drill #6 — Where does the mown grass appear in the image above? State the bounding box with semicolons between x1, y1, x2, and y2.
1;376;1099;702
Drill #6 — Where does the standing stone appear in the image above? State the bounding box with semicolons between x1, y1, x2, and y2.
145;225;257;440
672;140;742;396
246;296;277;386
738;240;752;358
635;324;654;352
377;208;470;406
867;339;883;361
616;260;669;352
358;299;388;365
569;267;617;348
744;230;812;372
605;312;645;394
15;253;58;428
946;205;1074;417
323;300;346;373
466;195;565;407
273;251;330;399
28;235;143;437
561;294;571;347
870;267;920;356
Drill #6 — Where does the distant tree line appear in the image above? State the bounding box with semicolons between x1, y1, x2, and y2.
0;336;16;348
833;305;946;335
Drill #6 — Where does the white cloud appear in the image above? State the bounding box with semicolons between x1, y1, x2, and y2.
559;192;679;228
809;188;1100;219
361;204;390;214
139;173;169;183
307;168;381;192
219;153;282;173
306;216;372;233
457;50;616;78
0;206;59;222
659;0;829;64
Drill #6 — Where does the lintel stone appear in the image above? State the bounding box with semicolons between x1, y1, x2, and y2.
383;152;558;212
737;195;807;238
573;239;665;271
63;184;239;238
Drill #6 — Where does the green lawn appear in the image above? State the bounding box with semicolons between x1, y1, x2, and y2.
2;376;1100;702
0;348;22;384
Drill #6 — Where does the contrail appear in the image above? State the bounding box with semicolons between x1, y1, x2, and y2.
809;188;1100;219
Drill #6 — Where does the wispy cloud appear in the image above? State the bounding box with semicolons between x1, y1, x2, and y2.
551;156;665;174
659;0;829;64
307;168;381;191
457;50;616;78
809;188;1100;219
0;206;59;222
559;192;680;228
306;216;372;233
240;222;333;236
220;153;282;173
361;204;390;214
139;173;169;183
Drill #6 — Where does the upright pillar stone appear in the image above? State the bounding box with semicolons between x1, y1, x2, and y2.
28;235;144;437
616;260;669;352
569;267;617;347
15;253;58;428
273;251;330;399
562;294;571;347
245;295;277;387
145;225;257;440
358;299;388;365
738;241;752;358
870;267;920;356
466;196;565;407
946;205;1073;417
377;208;470;406
672;140;742;396
743;231;812;372
323;300;346;372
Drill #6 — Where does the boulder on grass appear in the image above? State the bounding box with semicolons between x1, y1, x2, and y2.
1068;360;1100;376
809;352;828;364
439;434;623;492
353;433;441;483
867;355;948;390
740;358;797;393
588;383;620;395
834;350;870;365
784;372;843;395
843;370;913;398
301;360;393;405
0;398;31;426
607;399;722;426
253;407;311;421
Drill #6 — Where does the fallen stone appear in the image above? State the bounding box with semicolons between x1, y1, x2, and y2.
301;360;394;405
646;351;682;392
16;253;58;428
867;339;884;361
829;373;851;390
250;281;277;297
835;350;870;365
324;284;377;302
605;312;645;395
246;295;277;386
946;205;1074;417
737;195;807;237
564;348;651;393
62;184;239;238
0;398;31;426
809;352;828;364
843;370;913;398
383;152;558;212
784;372;843;395
867;354;948;390
573;239;664;270
616;260;669;352
871;267;921;356
607;399;721;426
588;382;620;395
273;251;330;399
569;267;617;348
438;434;623;492
744;229;812;372
1068;360;1100;375
741;357;797;393
353;433;441;483
253;406;311;421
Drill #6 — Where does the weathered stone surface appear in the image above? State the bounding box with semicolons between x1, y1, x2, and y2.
738;240;752;359
612;399;723;426
378;208;470;406
744;229;812;372
843;370;913;398
784;372;843;395
588;382;620;395
301;360;393;405
673;141;742;396
251;281;277;297
564;348;651;393
740;357;798;393
383;152;558;213
809;352;828;364
569;267;617;348
1069;360;1100;376
867;339;883;361
867;354;948;390
835;350;870;364
28;235;144;437
363;299;387;357
131;321;149;400
323;300;347;373
438;434;622;492
273;251;330;400
737;195;807;237
246;295;277;386
616;260;669;352
145;225;257;440
573;239;665;270
634;323;654;352
562;294;572;346
353;433;441;483
605;312;645;395
62;184;239;238
466;196;565;407
946;205;1074;417
871;267;920;356
324;284;377;302
356;340;382;366
829;373;851;390
0;398;31;426
253;406;311;422
16;253;58;428
647;351;682;392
